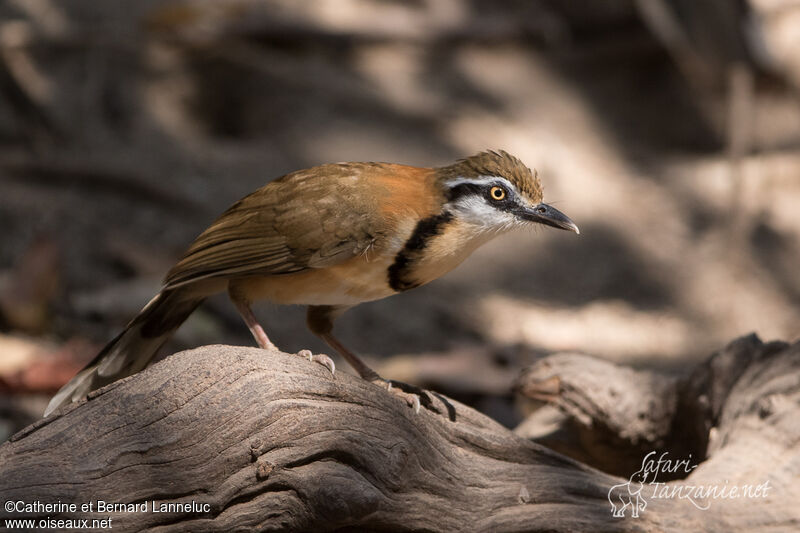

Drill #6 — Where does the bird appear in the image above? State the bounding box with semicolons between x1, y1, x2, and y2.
45;150;579;416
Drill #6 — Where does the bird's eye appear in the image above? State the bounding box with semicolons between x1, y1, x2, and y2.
489;186;506;201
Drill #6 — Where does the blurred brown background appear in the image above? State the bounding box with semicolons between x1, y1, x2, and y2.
1;0;799;440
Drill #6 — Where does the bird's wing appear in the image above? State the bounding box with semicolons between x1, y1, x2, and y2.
164;164;385;288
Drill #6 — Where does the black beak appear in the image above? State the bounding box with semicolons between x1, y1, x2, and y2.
516;203;580;234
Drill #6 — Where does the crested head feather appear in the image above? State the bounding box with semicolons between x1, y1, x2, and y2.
438;150;543;203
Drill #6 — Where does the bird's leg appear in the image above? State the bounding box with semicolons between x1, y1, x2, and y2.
321;332;422;414
307;305;424;413
229;288;277;351
228;285;334;374
318;330;380;382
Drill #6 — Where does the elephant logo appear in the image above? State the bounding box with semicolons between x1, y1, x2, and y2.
608;468;649;518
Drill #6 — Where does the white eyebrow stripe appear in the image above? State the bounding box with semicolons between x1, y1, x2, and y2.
447;175;518;192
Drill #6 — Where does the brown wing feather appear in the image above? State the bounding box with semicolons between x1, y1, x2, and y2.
164;163;393;288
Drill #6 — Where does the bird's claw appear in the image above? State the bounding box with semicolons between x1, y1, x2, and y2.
372;377;425;414
296;349;335;376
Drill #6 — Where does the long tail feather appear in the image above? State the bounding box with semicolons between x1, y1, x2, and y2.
45;289;204;416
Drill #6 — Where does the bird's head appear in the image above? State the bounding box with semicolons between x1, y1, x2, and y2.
437;150;579;235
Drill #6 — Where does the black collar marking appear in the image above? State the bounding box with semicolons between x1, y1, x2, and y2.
388;212;455;292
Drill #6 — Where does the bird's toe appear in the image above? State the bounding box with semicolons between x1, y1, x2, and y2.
372;378;433;414
296;349;336;376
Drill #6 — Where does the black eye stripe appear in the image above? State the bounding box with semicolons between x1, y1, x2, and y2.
446;181;519;212
445;182;483;201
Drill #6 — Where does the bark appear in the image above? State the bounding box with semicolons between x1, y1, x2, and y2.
1;335;798;532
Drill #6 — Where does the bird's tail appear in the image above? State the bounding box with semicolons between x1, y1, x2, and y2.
45;288;204;417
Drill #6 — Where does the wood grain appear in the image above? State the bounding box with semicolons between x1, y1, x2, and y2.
1;336;797;532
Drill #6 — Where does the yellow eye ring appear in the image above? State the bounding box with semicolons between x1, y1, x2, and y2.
489;186;506;201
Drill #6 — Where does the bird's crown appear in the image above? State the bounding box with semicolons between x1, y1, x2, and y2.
437;150;543;204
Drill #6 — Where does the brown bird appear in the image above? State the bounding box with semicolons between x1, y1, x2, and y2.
45;150;578;416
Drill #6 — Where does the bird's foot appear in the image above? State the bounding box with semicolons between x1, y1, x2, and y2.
370;377;434;414
296;349;336;376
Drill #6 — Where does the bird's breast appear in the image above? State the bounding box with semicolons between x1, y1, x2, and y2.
388;215;493;292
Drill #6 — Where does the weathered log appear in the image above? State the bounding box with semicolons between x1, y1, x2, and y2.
0;336;798;532
515;350;681;476
515;334;799;529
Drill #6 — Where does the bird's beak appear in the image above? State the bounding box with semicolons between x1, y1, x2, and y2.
516;203;580;234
